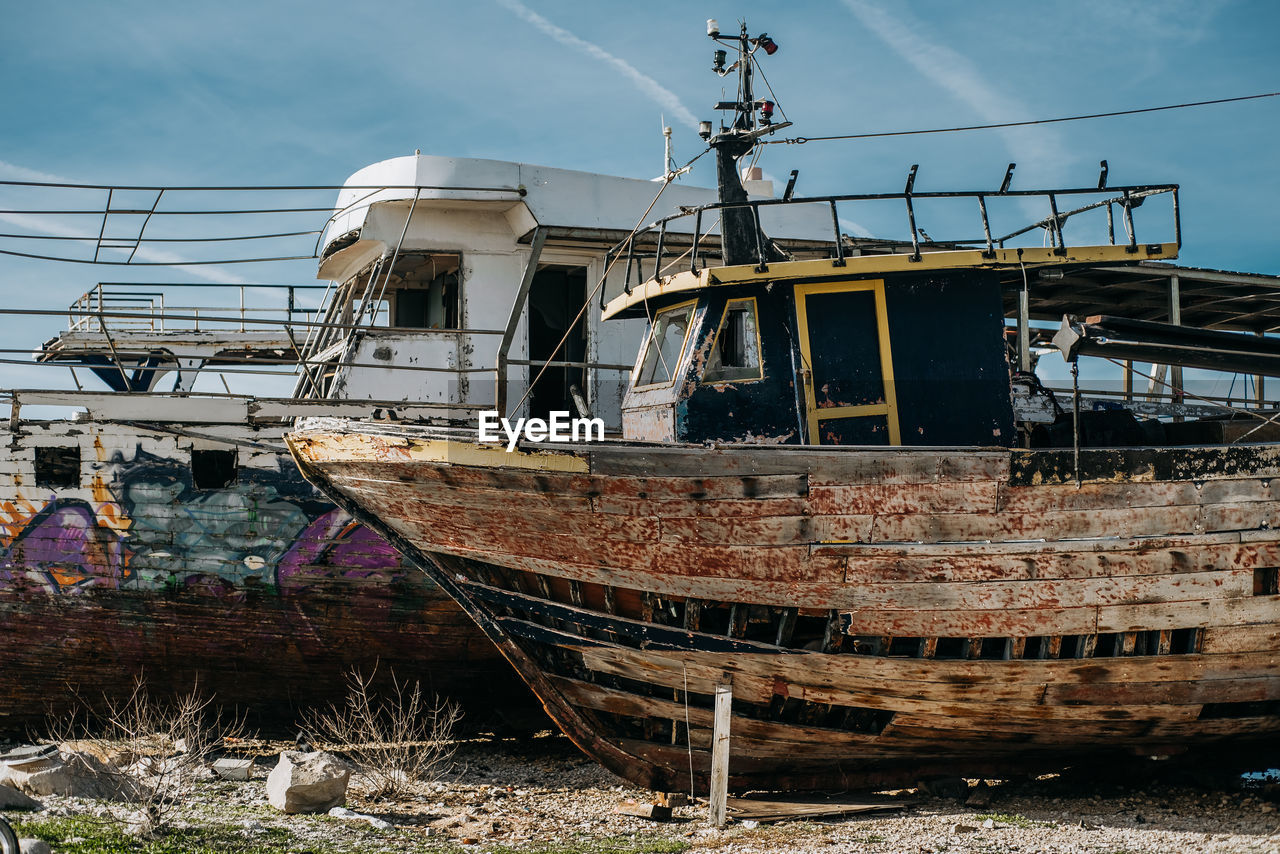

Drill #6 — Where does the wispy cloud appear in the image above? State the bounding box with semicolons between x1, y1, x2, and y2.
840;0;1071;173
494;0;699;131
0;160;250;284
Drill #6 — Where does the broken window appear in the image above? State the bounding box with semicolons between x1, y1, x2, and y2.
387;253;461;329
191;449;237;489
703;297;762;383
635;302;695;387
34;446;80;488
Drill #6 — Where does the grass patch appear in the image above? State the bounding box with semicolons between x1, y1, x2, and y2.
10;816;299;854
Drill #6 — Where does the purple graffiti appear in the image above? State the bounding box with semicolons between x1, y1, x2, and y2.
276;509;401;590
0;500;125;593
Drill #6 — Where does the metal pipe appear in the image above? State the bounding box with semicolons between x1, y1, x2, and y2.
1072;360;1081;487
978;195;994;257
1047;193;1065;254
691;209;703;273
1123;192;1138;253
126;188;164;263
829;201;845;266
751;204;768;272
93;188;113;263
495;226;548;418
654;220;667;280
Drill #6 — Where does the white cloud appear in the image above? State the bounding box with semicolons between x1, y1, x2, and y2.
839;0;1071;172
494;0;700;131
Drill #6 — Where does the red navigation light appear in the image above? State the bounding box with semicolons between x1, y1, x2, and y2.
757;34;778;55
759;100;774;125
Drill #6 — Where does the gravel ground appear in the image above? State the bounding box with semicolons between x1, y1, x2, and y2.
10;733;1280;853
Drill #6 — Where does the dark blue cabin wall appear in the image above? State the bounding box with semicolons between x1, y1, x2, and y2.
674;288;806;445
882;270;1015;447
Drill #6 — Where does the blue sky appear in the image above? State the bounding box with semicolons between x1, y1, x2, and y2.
0;0;1276;393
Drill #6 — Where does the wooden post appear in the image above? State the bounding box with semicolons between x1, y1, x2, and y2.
709;676;733;827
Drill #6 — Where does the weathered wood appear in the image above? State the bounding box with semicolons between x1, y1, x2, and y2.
710;677;733;828
726;797;901;822
290;429;1280;794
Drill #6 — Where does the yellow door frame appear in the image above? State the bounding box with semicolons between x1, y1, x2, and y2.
794;279;900;445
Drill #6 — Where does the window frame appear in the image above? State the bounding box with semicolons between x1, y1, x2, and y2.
632;299;699;390
701;296;765;385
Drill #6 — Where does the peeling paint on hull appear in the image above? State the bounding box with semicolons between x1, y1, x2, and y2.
291;426;1280;792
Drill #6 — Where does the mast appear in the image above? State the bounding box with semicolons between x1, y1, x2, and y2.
703;21;789;266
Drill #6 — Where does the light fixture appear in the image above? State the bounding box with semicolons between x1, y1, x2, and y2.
758;100;774;125
1038;268;1064;281
713;49;726;73
707;18;719;37
756;33;778;55
698;121;713;140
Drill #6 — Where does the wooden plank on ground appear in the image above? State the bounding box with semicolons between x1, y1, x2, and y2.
725;796;903;822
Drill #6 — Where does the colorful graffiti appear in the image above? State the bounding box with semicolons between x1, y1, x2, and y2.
0;445;402;597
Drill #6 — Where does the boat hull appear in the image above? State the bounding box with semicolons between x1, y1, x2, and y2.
289;426;1280;792
0;420;535;733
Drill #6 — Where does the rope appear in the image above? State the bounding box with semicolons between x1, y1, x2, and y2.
765;91;1280;145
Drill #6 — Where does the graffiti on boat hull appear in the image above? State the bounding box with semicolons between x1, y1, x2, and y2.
0;446;402;596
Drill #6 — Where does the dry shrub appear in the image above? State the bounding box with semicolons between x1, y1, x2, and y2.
303;666;460;799
46;676;247;834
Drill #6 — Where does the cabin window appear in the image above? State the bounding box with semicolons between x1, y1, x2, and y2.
34;446;80;488
191;449;237;489
385;252;461;329
703;297;762;383
635;301;695;388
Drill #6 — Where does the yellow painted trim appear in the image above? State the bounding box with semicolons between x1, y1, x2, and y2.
632;298;700;391
287;432;590;473
601;242;1180;319
701;296;766;385
794;279;900;446
812;403;890;419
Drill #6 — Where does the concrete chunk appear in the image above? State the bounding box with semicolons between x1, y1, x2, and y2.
266;751;350;814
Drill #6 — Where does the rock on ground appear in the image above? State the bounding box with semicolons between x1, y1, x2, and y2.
0;748;138;801
0;784;42;811
266;750;350;814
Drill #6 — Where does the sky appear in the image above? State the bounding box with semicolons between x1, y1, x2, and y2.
0;0;1276;397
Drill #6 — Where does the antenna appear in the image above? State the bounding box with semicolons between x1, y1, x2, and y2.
700;20;791;265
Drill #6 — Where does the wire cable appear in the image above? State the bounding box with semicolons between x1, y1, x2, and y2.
765;91;1280;145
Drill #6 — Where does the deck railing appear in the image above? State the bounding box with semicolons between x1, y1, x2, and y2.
67;282;326;333
607;181;1181;292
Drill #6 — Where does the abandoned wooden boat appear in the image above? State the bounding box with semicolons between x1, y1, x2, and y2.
0;153;829;732
289;28;1280;792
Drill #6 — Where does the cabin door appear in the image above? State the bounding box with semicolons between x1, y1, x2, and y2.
794;280;900;445
527;265;588;422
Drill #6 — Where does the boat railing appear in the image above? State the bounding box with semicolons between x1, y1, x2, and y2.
607;180;1180;292
67;282;326;334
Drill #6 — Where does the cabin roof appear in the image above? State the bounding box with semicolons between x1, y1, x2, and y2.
1004;261;1280;333
601;243;1180;320
322;154;833;261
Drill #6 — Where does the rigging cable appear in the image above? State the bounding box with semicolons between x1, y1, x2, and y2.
764;91;1280;145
